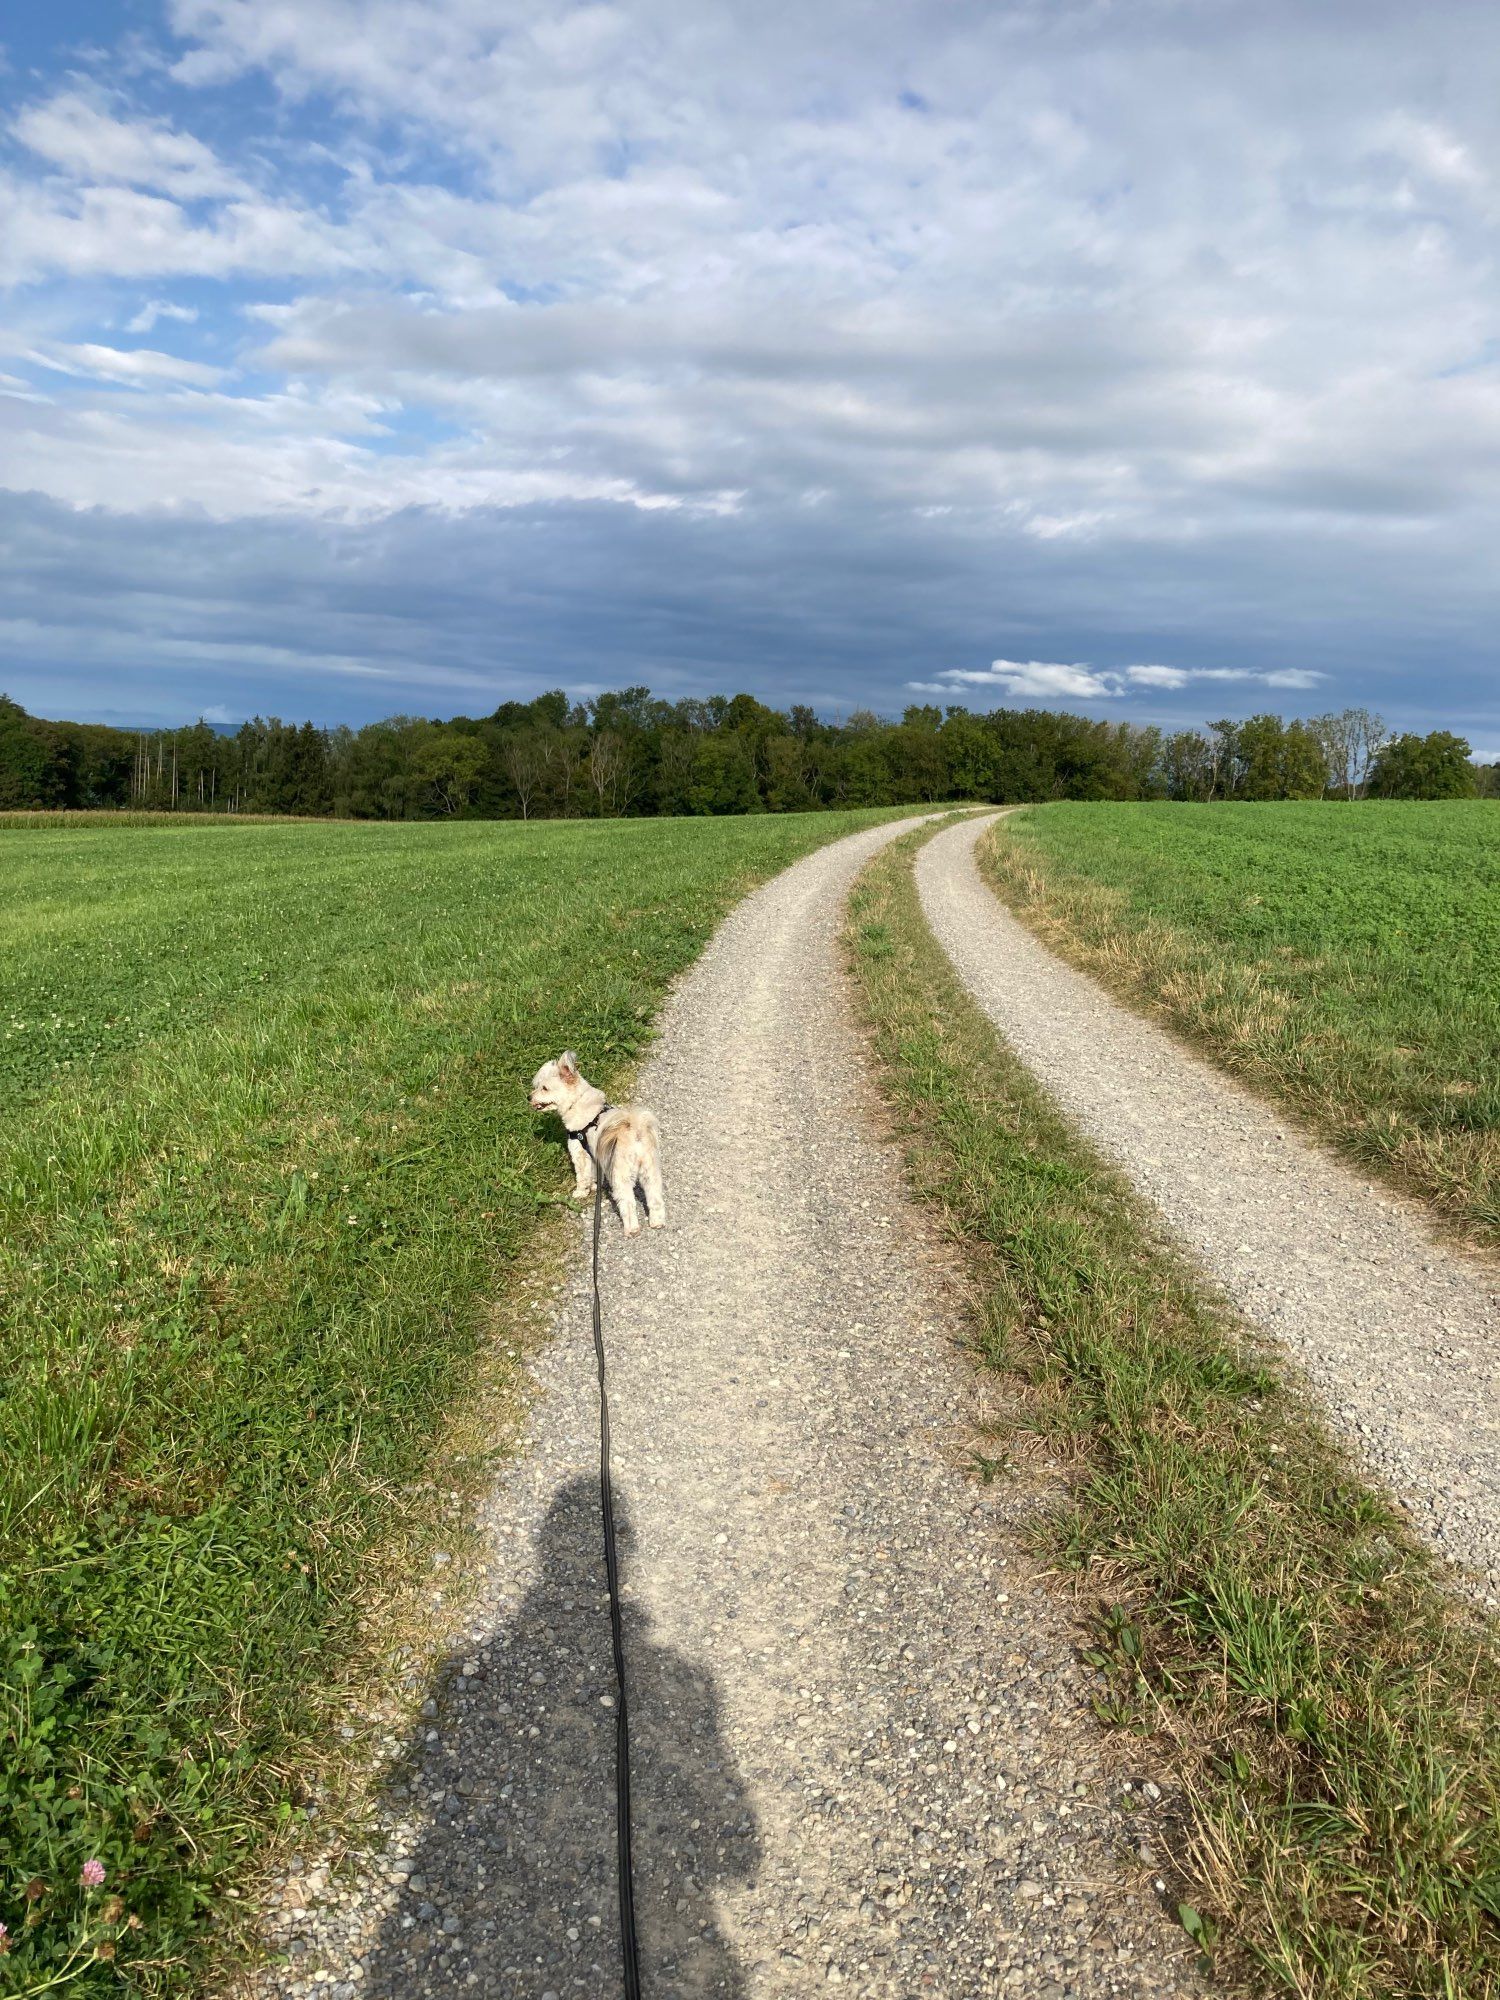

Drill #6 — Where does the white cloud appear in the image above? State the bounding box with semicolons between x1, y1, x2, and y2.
1379;113;1485;192
1143;668;1326;689
0;175;368;287
0;379;710;520
6;4;1500;550
912;661;1125;700
0;372;52;404
13;91;247;198
1023;510;1110;542
911;661;1330;705
127;300;201;333
30;342;226;388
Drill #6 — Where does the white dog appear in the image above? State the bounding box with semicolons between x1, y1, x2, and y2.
529;1051;666;1236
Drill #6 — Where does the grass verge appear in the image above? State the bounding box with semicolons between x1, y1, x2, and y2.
0;808;902;1998
978;802;1499;1250
845;823;1500;2000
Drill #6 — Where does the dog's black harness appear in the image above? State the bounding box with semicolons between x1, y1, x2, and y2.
566;1104;611;1156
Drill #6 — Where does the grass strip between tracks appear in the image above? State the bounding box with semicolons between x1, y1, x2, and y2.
845;822;1500;2000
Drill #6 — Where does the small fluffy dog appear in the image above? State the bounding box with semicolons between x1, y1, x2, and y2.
529;1051;666;1236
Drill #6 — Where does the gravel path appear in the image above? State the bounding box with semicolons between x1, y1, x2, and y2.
918;814;1500;1603
251;815;1203;2000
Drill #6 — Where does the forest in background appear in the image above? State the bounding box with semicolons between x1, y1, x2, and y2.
1;688;1493;818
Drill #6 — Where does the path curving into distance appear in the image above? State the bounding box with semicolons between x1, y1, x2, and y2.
917;813;1500;1604
253;813;1201;2000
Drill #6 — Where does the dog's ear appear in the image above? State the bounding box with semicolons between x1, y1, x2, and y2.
558;1050;579;1083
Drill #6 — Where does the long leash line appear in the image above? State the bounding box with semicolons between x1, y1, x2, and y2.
592;1165;643;1998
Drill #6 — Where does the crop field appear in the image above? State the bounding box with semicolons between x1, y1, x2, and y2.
982;801;1500;1246
0;807;897;1996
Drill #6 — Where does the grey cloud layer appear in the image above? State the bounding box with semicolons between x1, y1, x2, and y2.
3;488;1495;746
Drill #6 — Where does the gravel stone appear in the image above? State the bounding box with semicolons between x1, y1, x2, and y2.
918;813;1500;1602
249;817;1200;1998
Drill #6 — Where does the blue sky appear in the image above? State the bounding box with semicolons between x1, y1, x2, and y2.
2;1;1497;751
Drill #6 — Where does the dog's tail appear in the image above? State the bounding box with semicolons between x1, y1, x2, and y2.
594;1108;657;1175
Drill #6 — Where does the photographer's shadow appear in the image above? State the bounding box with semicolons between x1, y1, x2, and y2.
363;1475;760;1998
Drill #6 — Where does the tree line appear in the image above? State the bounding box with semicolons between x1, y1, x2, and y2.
0;690;1493;818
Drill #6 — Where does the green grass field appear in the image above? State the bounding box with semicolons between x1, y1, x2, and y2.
0;809;896;1996
848;824;1500;2000
982;802;1500;1246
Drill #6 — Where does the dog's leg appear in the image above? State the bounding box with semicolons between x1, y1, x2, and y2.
567;1136;595;1201
607;1150;642;1236
641;1151;666;1230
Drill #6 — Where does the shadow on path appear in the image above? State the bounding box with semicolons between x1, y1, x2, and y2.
362;1477;760;1998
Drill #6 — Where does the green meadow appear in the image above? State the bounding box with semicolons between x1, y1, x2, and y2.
0;809;896;1995
983;801;1500;1246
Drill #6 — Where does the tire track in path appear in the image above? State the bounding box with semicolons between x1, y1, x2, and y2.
917;813;1500;1603
253;814;1201;2000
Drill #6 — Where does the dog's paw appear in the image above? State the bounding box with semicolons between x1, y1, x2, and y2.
648;1212;666;1229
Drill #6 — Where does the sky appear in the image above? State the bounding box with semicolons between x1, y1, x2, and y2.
1;1;1498;750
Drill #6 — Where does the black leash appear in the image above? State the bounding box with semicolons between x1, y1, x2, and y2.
591;1166;642;1998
